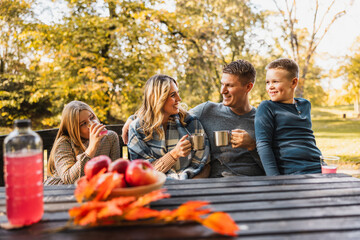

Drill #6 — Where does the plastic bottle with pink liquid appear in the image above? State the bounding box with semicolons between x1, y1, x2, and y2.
3;119;43;226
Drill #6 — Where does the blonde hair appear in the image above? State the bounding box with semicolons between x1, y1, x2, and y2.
47;101;97;176
136;74;187;141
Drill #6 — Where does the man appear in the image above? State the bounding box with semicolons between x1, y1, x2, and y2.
122;59;264;177
188;60;264;177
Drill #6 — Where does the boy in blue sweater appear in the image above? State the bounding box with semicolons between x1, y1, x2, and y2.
255;58;322;176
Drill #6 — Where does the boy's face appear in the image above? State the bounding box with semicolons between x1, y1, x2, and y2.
266;68;297;104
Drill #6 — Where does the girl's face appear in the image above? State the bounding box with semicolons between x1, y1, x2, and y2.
79;110;96;139
162;81;181;119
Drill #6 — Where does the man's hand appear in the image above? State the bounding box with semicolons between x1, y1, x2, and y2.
121;118;133;144
231;129;256;151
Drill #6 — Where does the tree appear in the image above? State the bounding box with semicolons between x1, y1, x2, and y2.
337;38;360;117
36;0;169;125
153;0;265;108
271;0;345;97
0;0;51;127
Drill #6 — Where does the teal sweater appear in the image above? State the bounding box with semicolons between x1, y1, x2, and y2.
255;98;321;176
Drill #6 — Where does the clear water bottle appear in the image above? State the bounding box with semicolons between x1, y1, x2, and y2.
3;119;43;226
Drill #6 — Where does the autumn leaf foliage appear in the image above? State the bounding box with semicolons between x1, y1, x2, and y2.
70;172;239;236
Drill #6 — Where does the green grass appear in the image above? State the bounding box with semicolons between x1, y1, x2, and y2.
312;105;360;167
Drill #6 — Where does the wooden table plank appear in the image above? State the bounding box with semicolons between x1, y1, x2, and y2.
1;173;360;239
152;188;360;206
2;177;358;201
3;216;360;239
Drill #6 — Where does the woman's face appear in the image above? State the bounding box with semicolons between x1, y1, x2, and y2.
79;110;96;139
162;81;181;119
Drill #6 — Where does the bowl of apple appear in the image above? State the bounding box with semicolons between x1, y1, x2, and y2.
80;156;166;198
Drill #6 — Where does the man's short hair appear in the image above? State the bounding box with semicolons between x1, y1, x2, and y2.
266;58;299;79
222;59;256;85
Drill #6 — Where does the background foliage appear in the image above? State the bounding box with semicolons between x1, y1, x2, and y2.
0;0;358;130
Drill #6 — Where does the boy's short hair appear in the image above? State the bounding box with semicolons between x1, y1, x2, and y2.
266;58;299;79
222;59;256;85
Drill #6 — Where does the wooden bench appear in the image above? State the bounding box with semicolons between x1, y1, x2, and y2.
0;124;126;186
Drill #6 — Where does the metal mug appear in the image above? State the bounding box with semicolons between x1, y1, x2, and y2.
189;133;205;151
214;130;231;147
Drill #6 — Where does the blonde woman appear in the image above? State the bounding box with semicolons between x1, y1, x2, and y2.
128;74;210;179
44;101;120;185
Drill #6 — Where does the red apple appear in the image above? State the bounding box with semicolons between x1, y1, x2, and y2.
84;155;112;180
108;158;130;174
125;160;158;187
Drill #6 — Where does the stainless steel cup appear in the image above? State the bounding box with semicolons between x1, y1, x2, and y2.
190;133;205;150
214;130;231;146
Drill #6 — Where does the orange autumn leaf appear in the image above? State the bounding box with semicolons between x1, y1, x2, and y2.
75;168;107;203
174;201;211;221
70;180;240;236
129;189;170;208
69;201;107;224
124;207;160;221
157;209;176;222
74;176;87;198
97;201;124;219
93;173;123;201
109;196;137;207
202;212;239;237
78;210;98;226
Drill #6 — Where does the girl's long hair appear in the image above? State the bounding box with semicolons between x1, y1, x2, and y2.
136;74;187;141
47;101;97;176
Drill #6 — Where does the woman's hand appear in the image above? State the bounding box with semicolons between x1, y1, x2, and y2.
231;129;256;151
85;122;107;158
170;135;192;160
121;118;133;144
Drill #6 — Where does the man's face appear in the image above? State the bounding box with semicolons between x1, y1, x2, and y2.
266;68;296;104
220;73;251;108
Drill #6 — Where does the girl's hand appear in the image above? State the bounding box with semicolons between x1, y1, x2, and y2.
170;135;192;160
85;122;106;158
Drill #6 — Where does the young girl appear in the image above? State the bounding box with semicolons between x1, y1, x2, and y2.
127;74;210;179
44;101;120;185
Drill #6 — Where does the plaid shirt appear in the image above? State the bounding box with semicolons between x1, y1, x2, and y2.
44;130;120;185
128;114;210;179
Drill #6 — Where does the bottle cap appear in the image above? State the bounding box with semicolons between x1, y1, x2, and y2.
14;119;31;128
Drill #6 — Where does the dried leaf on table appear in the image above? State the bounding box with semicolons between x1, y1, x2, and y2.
74;168;107;203
172;201;212;222
70;172;239;236
128;189;170;208
123;207;160;221
93;173;123;201
202;212;239;237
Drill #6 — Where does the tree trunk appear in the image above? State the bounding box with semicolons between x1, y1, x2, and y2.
355;91;360;118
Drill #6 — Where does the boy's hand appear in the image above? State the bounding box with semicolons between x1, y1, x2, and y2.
231;129;256;151
121;118;133;144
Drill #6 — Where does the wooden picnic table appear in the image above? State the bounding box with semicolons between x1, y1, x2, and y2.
2;173;360;239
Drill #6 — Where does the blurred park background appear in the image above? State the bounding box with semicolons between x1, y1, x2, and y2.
1;0;359;167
